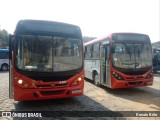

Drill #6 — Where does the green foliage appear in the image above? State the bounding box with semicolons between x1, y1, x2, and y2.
0;29;9;48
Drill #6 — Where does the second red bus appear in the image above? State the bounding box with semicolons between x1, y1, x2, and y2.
84;33;153;89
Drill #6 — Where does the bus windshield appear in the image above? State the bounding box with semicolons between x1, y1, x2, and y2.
16;35;82;72
112;43;152;70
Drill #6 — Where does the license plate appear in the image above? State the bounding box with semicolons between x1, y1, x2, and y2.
72;89;82;94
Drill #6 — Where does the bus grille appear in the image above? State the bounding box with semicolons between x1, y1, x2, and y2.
36;84;68;88
125;76;144;80
128;81;143;85
40;90;65;96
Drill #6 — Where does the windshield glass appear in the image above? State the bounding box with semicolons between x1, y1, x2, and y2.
16;35;83;72
112;43;152;69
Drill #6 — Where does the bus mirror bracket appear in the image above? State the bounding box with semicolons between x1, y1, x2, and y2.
9;35;14;60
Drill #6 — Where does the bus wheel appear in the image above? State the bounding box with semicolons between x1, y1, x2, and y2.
94;73;100;86
1;64;8;71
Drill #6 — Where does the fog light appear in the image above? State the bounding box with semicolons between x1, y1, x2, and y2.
18;79;23;84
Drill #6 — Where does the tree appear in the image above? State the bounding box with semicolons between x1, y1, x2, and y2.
0;29;9;49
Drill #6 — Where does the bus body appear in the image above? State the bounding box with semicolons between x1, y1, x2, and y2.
0;49;9;71
9;20;84;101
84;33;153;89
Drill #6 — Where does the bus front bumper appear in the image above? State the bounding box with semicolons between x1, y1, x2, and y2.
111;79;153;89
13;84;84;101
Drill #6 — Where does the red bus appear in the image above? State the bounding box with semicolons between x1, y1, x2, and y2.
84;33;153;89
9;20;84;101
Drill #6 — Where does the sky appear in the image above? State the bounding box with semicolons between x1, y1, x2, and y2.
0;0;159;43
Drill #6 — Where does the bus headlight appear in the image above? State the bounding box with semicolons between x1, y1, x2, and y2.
17;79;33;88
18;79;23;84
71;77;82;86
112;72;124;80
78;77;82;81
145;72;153;79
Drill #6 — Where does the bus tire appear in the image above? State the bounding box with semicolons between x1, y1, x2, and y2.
1;64;8;71
93;73;100;86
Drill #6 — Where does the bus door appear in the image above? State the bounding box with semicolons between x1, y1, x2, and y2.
100;44;110;87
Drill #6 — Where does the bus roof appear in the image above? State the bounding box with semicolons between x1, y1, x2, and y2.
0;49;9;52
84;32;150;46
84;35;109;46
14;20;81;36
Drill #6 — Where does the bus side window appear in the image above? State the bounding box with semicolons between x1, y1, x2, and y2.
92;43;100;59
84;45;91;59
107;45;110;63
